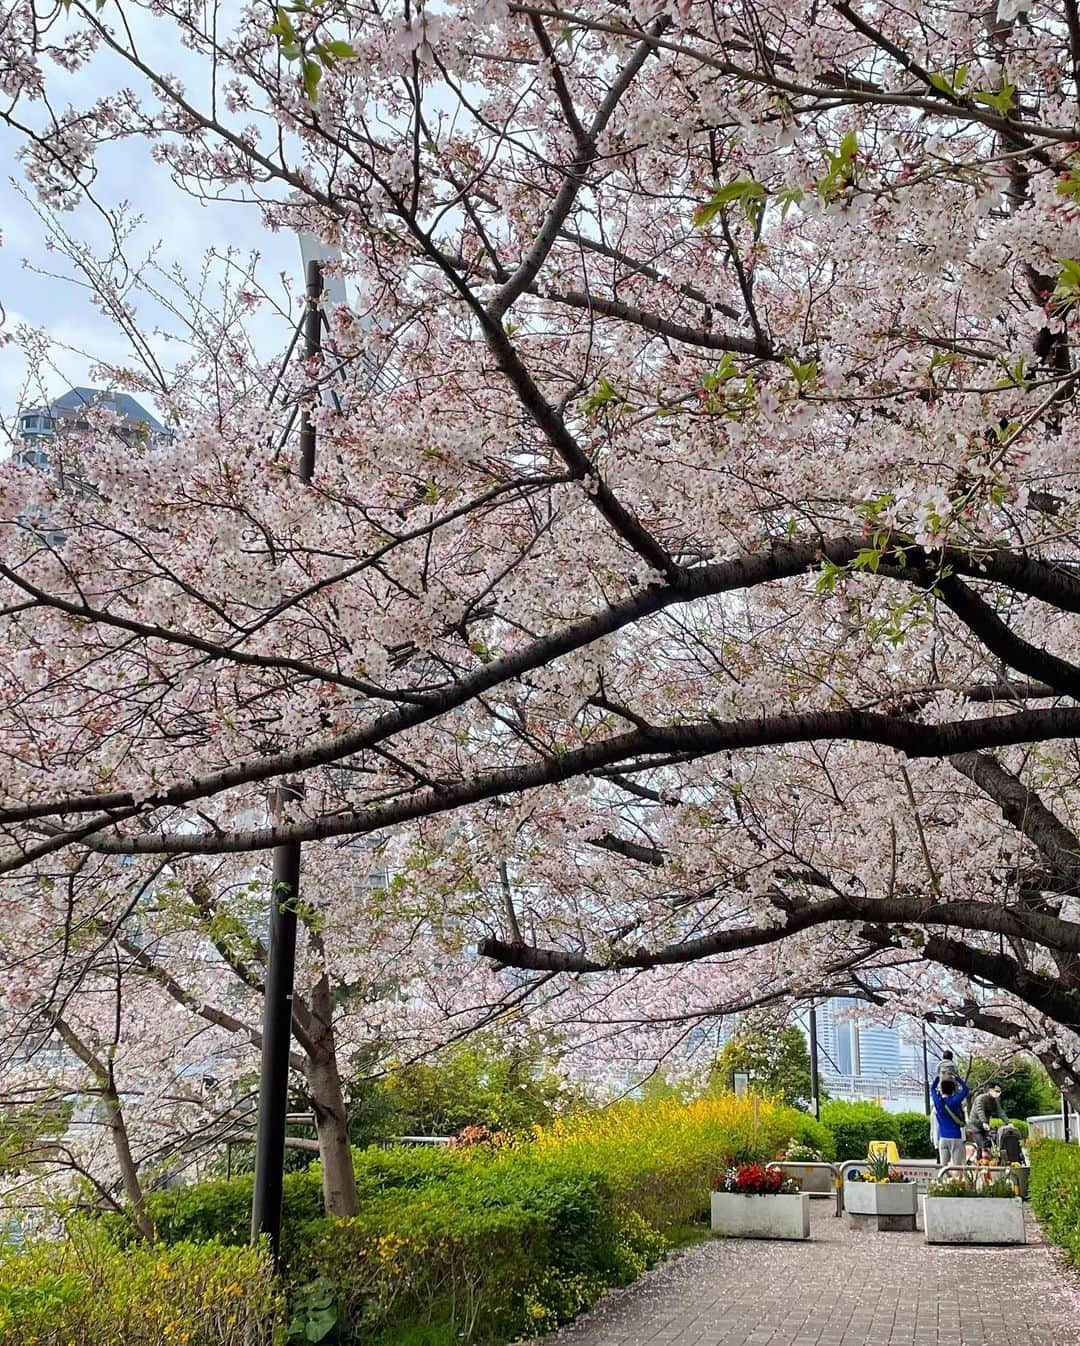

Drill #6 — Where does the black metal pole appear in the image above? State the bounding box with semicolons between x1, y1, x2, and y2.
1064;1092;1072;1143
298;259;322;485
250;262;322;1263
922;1022;931;1116
808;1003;821;1120
250;789;301;1260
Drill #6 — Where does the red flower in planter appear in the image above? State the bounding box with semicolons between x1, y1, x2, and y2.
713;1162;799;1195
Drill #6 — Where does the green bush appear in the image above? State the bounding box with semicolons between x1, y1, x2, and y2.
284;1093;825;1344
1029;1140;1080;1265
102;1144;469;1247
0;1232;280;1345
86;1094;836;1346
894;1111;935;1159
820;1100;900;1160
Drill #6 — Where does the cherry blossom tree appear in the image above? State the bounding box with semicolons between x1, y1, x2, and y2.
3;0;1080;1183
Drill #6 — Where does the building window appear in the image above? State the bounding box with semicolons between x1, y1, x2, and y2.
15;447;50;471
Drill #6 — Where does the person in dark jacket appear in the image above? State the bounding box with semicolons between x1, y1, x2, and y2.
931;1074;970;1168
969;1081;1010;1158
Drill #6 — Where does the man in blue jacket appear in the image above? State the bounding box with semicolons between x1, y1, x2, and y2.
931;1073;970;1169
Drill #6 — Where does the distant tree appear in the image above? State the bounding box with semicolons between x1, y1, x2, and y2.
965;1055;1060;1120
349;1035;570;1140
709;1022;816;1111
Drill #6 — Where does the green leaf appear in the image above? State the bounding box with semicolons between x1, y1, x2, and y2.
814;559;844;594
268;6;298;43
693;177;765;228
785;357;818;391
583;376;618;412
1053;258;1080;311
702;353;740;390
973;81;1015;116
302;57;322;104
927;64;967;97
818;132;858;202
319;38;356;62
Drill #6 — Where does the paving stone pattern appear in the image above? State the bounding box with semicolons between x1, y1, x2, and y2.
542;1204;1080;1346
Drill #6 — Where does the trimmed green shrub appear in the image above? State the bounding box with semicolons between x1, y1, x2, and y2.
102;1144;469;1247
0;1233;280;1345
284;1093;827;1344
894;1111;935;1159
820;1100;900;1160
1029;1139;1080;1265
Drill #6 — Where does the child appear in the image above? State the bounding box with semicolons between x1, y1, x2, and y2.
936;1050;957;1086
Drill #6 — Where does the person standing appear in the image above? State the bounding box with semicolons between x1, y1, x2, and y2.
931;1073;970;1169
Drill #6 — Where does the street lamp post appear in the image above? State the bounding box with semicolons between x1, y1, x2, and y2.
249;259;322;1263
808;1003;821;1121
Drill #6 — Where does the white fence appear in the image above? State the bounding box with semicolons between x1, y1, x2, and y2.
1026;1112;1080;1142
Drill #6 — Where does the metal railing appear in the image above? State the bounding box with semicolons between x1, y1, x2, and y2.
774;1156;1032;1218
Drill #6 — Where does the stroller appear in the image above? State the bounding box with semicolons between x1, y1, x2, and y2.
965;1121;1024;1166
996;1123;1025;1166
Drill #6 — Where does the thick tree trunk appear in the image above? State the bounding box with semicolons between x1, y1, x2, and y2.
301;935;359;1217
306;1052;358;1217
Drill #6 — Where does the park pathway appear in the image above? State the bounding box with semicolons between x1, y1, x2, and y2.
541;1204;1080;1346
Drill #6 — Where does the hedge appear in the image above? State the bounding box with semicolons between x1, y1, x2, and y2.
287;1095;832;1343
100;1145;468;1247
1029;1139;1080;1265
11;1095;831;1346
819;1100;900;1160
0;1234;280;1346
894;1111;935;1159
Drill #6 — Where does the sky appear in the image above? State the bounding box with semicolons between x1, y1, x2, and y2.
0;3;300;441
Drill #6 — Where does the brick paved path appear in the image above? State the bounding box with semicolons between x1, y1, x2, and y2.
543;1204;1080;1346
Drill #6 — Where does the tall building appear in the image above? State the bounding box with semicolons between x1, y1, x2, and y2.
15;387;171;471
798;998;926;1111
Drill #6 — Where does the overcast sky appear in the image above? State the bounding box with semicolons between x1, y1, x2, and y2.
0;7;299;437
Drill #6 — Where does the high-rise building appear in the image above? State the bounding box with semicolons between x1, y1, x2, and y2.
15;387;172;471
797;998;926;1111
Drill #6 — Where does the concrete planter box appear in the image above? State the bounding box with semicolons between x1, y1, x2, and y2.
923;1196;1026;1245
844;1180;917;1231
776;1162;835;1196
711;1191;810;1240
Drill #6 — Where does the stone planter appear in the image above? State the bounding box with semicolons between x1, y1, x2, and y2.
844;1180;918;1231
923;1195;1025;1244
776;1162;835;1196
710;1191;810;1240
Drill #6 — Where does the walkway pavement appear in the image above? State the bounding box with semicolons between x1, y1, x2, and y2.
543;1204;1080;1346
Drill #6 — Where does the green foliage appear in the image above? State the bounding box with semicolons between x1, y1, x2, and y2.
894;1111;936;1159
818;131;858;202
352;1036;569;1142
101;1146;467;1248
965;1055;1059;1119
708;1023;818;1110
0;1232;281;1345
266;1;355;104
1029;1140;1080;1265
582;376;620;412
692;177;766;228
287;1093;829;1345
285;1275;337;1344
84;1094;833;1346
820;1100;900;1161
928;1175;1019;1198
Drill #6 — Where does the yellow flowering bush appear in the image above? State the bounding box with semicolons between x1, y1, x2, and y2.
0;1233;281;1346
287;1092;827;1345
